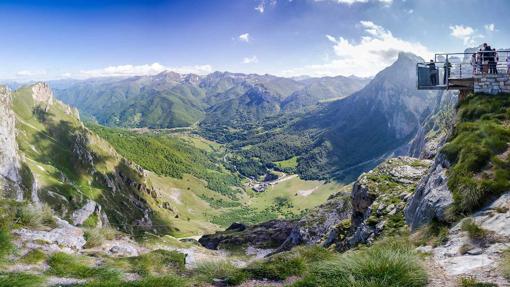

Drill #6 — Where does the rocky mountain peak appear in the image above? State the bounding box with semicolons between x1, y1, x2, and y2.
31;82;54;108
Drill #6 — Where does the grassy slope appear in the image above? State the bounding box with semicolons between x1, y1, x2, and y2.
12;85;178;235
441;93;510;216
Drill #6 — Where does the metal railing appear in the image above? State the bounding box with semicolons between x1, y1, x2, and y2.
417;49;510;89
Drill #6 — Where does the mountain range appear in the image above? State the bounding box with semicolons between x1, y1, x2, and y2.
48;52;448;182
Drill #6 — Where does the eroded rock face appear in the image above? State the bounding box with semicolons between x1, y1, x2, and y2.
31;82;54;110
0;85;22;198
405;153;454;230
341;157;432;249
199;219;297;250
276;192;351;252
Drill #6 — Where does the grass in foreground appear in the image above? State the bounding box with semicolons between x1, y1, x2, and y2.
47;252;120;281
0;273;45;287
292;239;428;287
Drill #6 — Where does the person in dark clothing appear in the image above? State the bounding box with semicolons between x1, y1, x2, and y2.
428;60;437;85
482;43;491;74
489;48;498;74
443;60;452;85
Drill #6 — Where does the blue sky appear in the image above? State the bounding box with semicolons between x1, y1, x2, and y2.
1;0;509;80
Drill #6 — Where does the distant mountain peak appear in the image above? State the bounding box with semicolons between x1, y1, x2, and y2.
396;51;424;63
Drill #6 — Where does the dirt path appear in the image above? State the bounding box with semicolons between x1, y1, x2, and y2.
425;258;456;287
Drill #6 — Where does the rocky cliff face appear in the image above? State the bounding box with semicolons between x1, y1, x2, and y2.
0;85;22;199
405;153;454;230
325;157;432;250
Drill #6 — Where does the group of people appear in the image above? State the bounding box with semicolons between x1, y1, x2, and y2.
470;43;510;75
427;43;510;86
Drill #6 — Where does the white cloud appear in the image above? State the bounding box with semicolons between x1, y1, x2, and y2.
449;25;484;45
317;0;392;5
16;70;47;77
61;73;72;78
255;0;277;13
239;33;251;42
79;63;212;78
242;56;259;64
484;23;495;32
279;20;432;78
255;2;265;13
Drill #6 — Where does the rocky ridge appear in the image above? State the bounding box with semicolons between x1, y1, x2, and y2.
0;85;22;199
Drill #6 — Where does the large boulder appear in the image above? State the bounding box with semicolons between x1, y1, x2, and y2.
405;153;454;230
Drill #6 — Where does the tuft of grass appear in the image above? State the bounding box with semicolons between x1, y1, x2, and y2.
411;220;449;247
84;228;105;248
246;252;306;281
458;276;498;287
461;218;487;241
114;249;186;277
47;252;120;280
194;260;248;285
0;273;45;287
19;249;47;264
293;239;427;287
292;245;335;263
500;249;510;279
82;213;99;228
0;229;12;259
39;204;57;228
14;205;42;228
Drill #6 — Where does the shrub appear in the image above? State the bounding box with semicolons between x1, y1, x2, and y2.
293;239;427;287
47;252;120;280
0;273;45;287
246;252;306;281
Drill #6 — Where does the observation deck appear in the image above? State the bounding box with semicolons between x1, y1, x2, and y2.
417;50;510;95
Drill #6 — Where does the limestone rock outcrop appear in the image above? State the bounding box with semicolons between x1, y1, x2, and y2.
0;85;22;198
405;153;454;230
31;82;54;110
343;157;432;249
